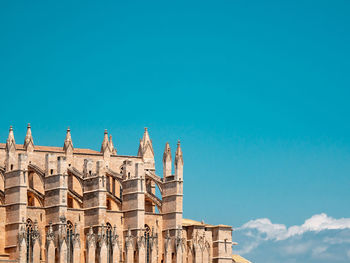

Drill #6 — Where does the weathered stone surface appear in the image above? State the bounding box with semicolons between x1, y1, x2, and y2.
0;126;234;263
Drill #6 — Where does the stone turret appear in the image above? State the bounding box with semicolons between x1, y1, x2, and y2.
163;142;172;178
23;123;34;152
137;128;155;170
162;139;183;241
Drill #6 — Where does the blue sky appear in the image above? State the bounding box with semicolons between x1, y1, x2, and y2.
1;1;350;261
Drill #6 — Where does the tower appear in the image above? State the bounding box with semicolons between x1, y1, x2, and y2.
161;141;184;262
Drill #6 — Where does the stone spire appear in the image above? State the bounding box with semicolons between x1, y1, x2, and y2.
63;127;74;153
6;126;16;152
109;135;117;155
175;140;183;180
101;129;110;153
163;142;172;177
175;140;183;165
137;128;155;169
24;123;34;151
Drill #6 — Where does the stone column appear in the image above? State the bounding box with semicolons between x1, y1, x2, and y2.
72;233;81;263
59;240;67;263
193;245;202;263
86;227;96;263
150;235;158;263
33;239;41;263
18;224;27;263
46;223;55;263
125;229;134;263
112;242;120;263
164;230;172;263
99;239;108;263
32;220;41;263
137;236;145;263
112;227;120;263
202;246;210;263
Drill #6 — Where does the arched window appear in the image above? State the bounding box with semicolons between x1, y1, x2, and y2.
26;219;34;263
67;221;74;263
106;223;113;263
144;224;151;263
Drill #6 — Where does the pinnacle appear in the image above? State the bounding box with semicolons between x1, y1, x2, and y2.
24;123;34;150
63;127;73;152
175;139;183;164
6;125;16;151
109;134;117;155
101;129;110;153
163;142;172;162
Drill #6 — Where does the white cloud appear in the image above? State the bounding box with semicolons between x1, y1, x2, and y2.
239;213;350;241
234;213;350;263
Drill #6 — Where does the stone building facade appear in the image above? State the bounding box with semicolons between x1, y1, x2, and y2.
0;125;234;263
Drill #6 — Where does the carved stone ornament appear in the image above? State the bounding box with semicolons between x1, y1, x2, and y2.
46;222;55;242
87;227;96;247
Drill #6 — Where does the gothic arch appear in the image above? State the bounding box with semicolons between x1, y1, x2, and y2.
28;170;45;195
68;171;83;197
27;189;44;207
28;163;45;187
145;171;163;194
67;192;83;209
145;192;162;213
